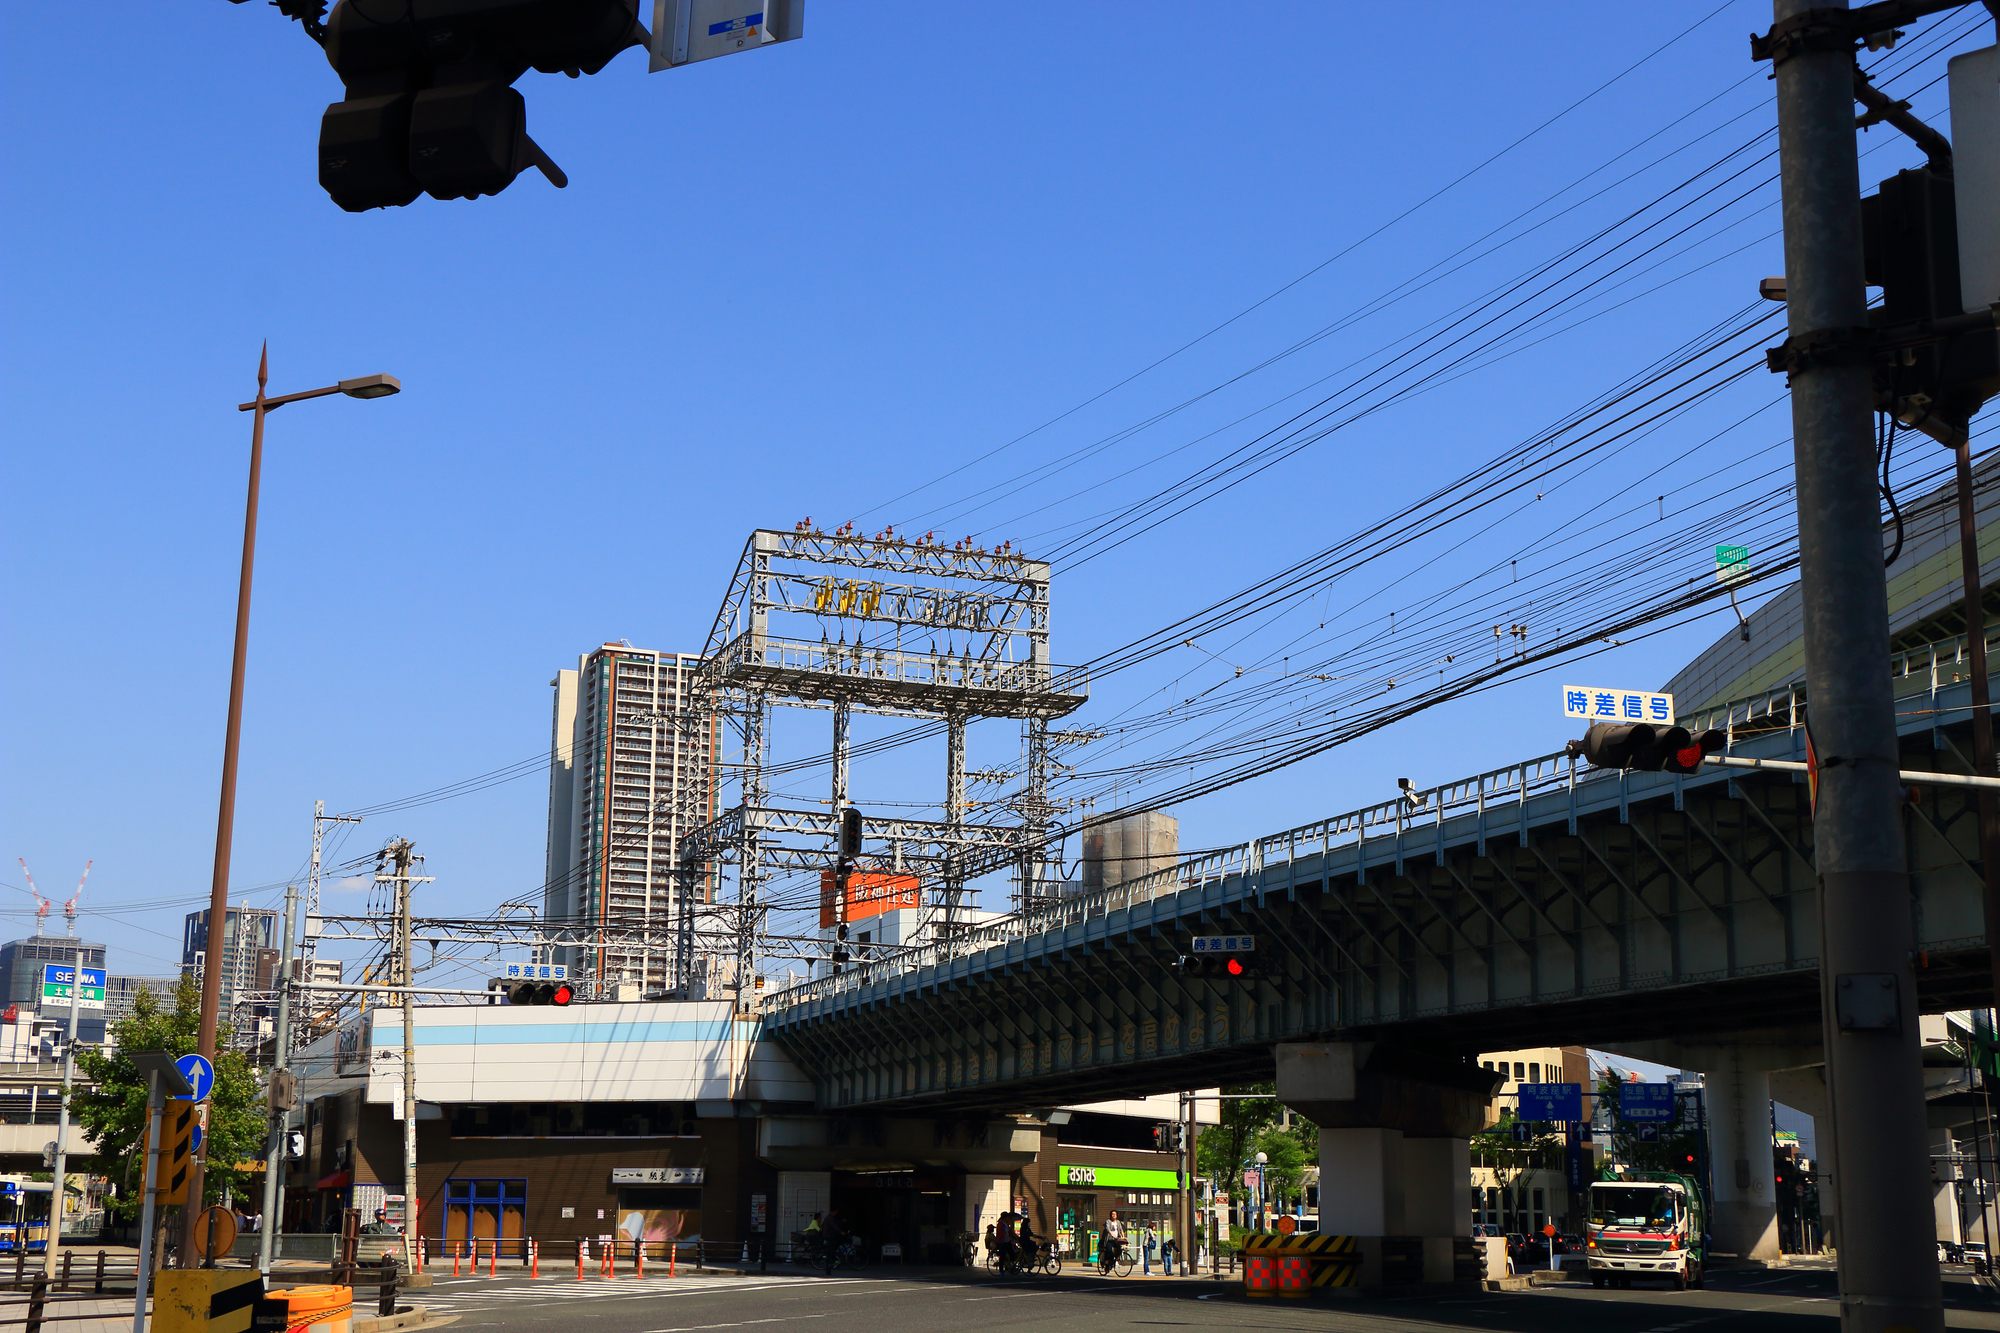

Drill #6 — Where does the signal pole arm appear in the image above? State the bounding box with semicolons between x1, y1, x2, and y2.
227;0;328;46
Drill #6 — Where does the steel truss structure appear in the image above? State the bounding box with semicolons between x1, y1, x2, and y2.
673;528;1090;1006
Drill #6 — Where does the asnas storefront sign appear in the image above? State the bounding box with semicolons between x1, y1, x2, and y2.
1058;1164;1182;1189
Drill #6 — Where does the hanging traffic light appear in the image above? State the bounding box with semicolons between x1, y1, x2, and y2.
317;0;644;211
506;980;573;1005
1569;723;1724;774
1173;954;1257;981
840;807;864;858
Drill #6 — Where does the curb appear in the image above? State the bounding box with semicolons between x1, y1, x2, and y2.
354;1305;459;1333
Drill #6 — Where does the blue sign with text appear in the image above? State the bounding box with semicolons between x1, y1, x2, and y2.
1517;1082;1582;1122
1619;1082;1676;1122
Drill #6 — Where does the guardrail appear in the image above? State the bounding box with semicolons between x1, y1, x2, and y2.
765;629;2000;1011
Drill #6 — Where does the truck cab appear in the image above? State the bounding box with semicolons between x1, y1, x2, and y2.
1586;1174;1705;1291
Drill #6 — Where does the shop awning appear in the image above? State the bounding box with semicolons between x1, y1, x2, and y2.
315;1171;351;1190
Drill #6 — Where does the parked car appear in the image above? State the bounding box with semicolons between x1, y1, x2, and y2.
1473;1223;1503;1239
1964;1241;1990;1273
1505;1233;1531;1265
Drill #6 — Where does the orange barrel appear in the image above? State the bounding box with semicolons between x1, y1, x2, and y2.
269;1286;353;1333
1243;1253;1276;1297
1276;1255;1309;1297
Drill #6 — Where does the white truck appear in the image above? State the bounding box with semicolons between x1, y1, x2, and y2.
1586;1173;1706;1291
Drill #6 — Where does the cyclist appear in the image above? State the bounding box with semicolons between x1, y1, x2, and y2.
803;1212;824;1264
1017;1211;1043;1270
1100;1211;1125;1274
997;1210;1019;1271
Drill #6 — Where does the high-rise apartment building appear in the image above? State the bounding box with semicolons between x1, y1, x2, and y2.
545;644;718;990
181;906;280;1019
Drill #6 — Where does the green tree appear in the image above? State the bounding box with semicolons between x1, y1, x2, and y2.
69;975;267;1217
1195;1084;1280;1194
1470;1111;1565;1198
1594;1074;1701;1177
1252;1125;1308;1208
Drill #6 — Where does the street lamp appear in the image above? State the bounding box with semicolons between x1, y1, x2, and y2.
1254;1150;1269;1230
186;347;399;1263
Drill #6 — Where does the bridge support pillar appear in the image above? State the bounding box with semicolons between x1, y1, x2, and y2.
1768;1065;1837;1253
1280;1042;1495;1284
1318;1128;1405;1236
1706;1051;1782;1262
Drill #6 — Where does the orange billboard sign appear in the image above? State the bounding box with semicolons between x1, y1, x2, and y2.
819;869;921;929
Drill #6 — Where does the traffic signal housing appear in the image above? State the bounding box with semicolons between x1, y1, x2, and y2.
1569;723;1724;774
1172;954;1257;981
1860;166;2000;434
318;0;644;211
502;979;574;1005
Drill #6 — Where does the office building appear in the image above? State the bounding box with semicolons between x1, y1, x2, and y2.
0;936;109;1044
545;645;719;990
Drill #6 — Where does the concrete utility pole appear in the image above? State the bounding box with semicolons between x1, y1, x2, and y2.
1767;1;1944;1327
378;840;427;1272
258;883;300;1273
44;942;85;1278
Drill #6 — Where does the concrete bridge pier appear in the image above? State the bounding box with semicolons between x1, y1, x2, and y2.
1278;1043;1498;1284
1705;1049;1783;1262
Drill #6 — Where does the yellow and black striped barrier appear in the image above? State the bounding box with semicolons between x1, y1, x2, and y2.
1240;1233;1360;1292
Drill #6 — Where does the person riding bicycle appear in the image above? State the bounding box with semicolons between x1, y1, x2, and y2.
803;1212;824;1262
996;1208;1024;1264
1100;1211;1125;1272
1016;1211;1042;1267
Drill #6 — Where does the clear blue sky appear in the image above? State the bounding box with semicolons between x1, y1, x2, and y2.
3;2;1988;987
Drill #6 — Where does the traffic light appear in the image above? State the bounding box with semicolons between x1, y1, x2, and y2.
504;980;573;1005
286;1130;306;1160
1860;166;2000;435
142;1099;197;1207
840;807;864;858
1569;723;1723;774
1151;1124;1170;1151
318;0;645;211
1172;954;1257;981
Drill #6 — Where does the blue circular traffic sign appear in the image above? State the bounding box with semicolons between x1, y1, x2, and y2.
175;1054;214;1102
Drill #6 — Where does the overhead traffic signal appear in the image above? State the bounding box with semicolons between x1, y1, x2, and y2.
1569;723;1724;774
501;979;573;1005
317;0;645;211
1173;954;1256;981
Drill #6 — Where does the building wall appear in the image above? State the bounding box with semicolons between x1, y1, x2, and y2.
546;647;720;988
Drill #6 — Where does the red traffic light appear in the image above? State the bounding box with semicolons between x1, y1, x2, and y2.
551;983;573;1006
1226;957;1245;977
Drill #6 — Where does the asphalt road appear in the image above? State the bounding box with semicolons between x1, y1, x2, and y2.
404;1260;2000;1333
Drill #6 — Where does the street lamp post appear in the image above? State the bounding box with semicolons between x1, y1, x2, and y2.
185;347;399;1263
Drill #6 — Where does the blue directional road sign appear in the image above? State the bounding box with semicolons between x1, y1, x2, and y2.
1517;1083;1583;1122
192;1125;204;1154
1619;1082;1675;1122
1638;1125;1660;1143
175;1054;214;1102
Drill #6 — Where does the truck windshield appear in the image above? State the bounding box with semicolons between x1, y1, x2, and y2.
1590;1186;1679;1228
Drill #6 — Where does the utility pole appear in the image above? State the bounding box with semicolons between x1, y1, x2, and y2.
375;841;431;1272
1763;2;1945;1328
44;940;85;1279
258;883;300;1273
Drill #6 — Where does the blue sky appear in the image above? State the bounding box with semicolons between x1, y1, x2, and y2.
3;2;1989;988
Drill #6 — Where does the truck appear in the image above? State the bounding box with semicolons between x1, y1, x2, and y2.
1586;1172;1705;1291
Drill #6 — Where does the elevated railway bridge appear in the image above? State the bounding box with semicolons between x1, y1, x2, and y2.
760;638;1997;1268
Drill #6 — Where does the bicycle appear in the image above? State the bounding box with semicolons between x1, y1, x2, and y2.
1097;1240;1135;1278
823;1235;868;1273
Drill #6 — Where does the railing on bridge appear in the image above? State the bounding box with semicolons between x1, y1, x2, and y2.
767;629;1993;1010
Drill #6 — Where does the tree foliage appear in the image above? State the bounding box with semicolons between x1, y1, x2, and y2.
69;975;266;1217
1194;1084;1318;1208
1593;1074;1702;1177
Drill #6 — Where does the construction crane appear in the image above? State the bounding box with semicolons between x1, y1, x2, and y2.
63;862;90;935
16;859;51;936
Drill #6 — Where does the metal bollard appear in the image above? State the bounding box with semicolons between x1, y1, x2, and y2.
94;1251;106;1296
24;1274;47;1333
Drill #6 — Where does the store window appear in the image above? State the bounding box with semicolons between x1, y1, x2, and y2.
444;1179;526;1253
617;1186;700;1250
